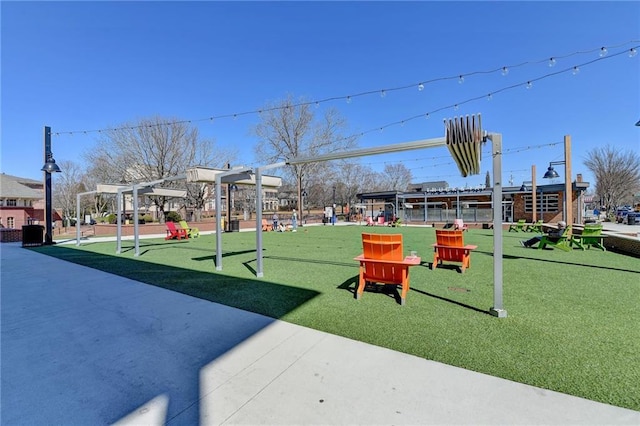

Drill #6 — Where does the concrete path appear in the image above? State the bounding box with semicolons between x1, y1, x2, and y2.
1;242;639;425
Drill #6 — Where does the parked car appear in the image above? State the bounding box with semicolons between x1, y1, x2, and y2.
615;208;632;223
623;211;639;225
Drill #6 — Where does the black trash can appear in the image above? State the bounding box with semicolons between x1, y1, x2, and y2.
627;213;637;225
229;219;240;232
22;225;44;247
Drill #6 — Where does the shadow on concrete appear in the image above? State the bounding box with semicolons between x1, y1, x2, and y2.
6;245;320;425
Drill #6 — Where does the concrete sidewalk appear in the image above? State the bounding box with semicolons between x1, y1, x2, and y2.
1;242;638;425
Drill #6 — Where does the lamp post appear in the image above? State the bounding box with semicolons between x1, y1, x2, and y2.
302;189;307;224
519;165;538;222
41;126;62;245
226;183;237;232
332;185;336;225
543;135;572;225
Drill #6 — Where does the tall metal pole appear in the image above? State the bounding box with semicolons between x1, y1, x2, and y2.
489;133;507;318
531;165;537;222
43;126;54;245
564;135;573;226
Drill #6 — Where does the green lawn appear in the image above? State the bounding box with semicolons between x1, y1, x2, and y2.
34;225;640;411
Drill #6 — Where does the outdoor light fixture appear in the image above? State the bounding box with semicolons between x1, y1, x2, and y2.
542;135;572;225
520;181;532;192
543;162;564;179
41;153;61;174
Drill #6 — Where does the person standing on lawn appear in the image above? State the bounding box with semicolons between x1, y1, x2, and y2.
291;209;298;232
520;220;566;248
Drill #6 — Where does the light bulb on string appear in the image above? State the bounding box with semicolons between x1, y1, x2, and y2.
425;113;430;120
454;104;459;111
380;90;386;98
418;83;424;91
548;57;556;67
599;47;608;57
458;75;464;84
572;66;580;75
487;93;493;101
526;81;533;89
630;48;638;58
501;66;509;76
346;96;352;104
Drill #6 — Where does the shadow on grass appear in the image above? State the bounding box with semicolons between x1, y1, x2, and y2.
337;275;402;304
263;255;356;268
192;248;262;266
475;249;640;274
33;245;319;318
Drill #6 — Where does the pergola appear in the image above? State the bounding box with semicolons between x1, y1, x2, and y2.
75;114;507;317
247;114;507;317
76;177;187;256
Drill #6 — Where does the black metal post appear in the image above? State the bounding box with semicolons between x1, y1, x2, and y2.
44;126;53;245
332;186;336;225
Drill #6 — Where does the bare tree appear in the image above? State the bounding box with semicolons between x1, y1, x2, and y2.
583;145;640;214
84;116;234;221
253;95;358;213
380;163;413;191
53;160;86;225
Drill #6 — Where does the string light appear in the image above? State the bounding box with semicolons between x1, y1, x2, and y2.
487;93;493;101
548;57;556;67
526;81;533;89
380;90;386;98
52;40;639;137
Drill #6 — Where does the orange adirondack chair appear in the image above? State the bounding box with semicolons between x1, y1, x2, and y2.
165;221;188;240
354;233;421;305
431;229;477;273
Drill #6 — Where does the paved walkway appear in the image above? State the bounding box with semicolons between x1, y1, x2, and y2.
1;242;639;425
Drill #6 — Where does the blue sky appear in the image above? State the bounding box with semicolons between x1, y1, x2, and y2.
2;1;639;190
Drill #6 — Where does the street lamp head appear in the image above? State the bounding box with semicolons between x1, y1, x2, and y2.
41;154;62;173
543;166;560;179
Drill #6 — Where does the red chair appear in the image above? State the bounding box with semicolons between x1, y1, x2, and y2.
431;229;476;273
165;221;188;240
354;233;421;305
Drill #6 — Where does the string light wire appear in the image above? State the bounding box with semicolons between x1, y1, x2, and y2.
52;41;639;137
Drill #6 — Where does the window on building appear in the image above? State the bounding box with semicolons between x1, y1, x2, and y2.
7;199;17;207
524;194;559;213
7;217;15;228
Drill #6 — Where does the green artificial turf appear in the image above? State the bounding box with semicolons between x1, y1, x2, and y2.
33;225;640;411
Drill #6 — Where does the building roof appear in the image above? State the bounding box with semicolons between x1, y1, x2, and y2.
0;173;43;199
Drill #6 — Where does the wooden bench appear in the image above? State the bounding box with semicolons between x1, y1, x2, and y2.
354;233;420;305
431;229;477;273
